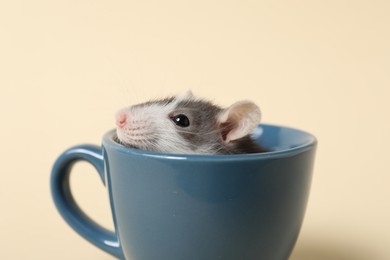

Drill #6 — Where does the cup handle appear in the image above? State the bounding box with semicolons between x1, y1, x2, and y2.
50;145;124;259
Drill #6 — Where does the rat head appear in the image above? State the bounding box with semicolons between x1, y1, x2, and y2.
115;91;262;154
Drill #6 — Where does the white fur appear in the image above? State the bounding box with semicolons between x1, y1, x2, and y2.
116;94;261;154
116;97;196;154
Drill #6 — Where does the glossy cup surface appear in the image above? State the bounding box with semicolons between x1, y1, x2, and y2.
101;124;316;260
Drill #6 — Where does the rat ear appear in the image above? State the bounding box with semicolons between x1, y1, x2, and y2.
176;89;194;100
177;89;194;100
184;89;194;97
217;100;261;143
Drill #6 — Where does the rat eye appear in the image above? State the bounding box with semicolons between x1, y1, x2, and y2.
172;114;190;127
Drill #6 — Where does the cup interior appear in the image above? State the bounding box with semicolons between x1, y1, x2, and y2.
251;124;316;152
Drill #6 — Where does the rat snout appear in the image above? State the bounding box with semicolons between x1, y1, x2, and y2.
116;111;128;128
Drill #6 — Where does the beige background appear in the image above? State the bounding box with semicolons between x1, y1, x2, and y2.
1;0;389;259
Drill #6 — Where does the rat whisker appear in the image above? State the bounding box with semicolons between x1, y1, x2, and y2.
174;128;222;136
115;92;264;154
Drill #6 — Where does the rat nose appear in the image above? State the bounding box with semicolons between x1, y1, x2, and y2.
116;112;128;128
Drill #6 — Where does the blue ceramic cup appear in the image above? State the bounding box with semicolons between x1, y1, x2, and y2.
51;124;317;260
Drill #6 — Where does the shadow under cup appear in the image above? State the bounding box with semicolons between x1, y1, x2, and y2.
51;124;317;260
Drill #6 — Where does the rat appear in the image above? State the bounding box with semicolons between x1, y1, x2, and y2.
114;91;266;155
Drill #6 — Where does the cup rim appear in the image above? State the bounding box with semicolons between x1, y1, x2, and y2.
102;123;317;161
